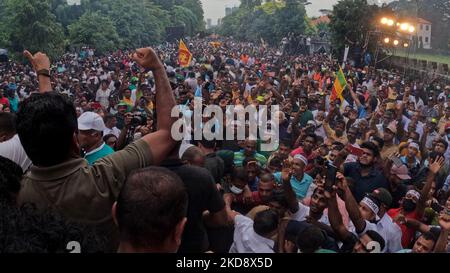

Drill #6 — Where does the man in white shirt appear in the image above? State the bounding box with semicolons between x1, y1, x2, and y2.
0;113;31;172
337;174;402;253
103;114;121;138
228;209;278;253
96;80;111;109
224;193;278;253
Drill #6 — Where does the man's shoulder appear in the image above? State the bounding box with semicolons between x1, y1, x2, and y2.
174;165;214;181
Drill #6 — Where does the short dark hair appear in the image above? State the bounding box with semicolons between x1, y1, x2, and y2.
280;139;292;148
0;156;22;205
181;146;203;163
231;166;247;181
365;230;386;252
269;188;289;208
435;139;448;150
116;167;188;248
103;114;116;124
268;156;282;169
260;172;274;183
199;138;216;149
253;209;279;237
0;203;105;253
17;93;78;166
296;225;325;253
371;136;384;150
305;133;317;143
243;157;258;168
420;231;438;244
361;141;380;157
0;112;16;135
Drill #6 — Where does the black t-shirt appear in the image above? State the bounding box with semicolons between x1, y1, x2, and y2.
344;162;390;202
390;184;408;209
204;153;225;184
161;159;225;253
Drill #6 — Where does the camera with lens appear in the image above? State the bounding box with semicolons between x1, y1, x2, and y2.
130;113;144;128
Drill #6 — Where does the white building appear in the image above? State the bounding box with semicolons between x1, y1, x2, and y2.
416;18;432;49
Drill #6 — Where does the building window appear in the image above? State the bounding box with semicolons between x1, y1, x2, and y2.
426;25;429;31
419;36;423;42
425;37;429;43
420;24;423;30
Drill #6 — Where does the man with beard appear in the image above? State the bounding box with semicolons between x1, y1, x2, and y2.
343;141;389;202
273;154;313;200
389;156;445;248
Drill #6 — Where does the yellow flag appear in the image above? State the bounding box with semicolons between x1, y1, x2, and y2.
179;39;192;67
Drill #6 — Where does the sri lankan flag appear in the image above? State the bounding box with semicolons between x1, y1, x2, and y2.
330;67;347;102
178;39;192;68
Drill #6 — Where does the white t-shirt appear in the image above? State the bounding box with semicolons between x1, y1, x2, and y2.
0;134;32;172
96;88;111;109
229;215;275;253
103;127;121;138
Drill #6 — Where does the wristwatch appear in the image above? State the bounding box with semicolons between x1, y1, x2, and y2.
37;69;51;78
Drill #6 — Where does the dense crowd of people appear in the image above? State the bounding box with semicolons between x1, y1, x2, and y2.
0;37;449;253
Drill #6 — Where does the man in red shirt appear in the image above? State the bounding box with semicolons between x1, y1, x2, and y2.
290;133;319;173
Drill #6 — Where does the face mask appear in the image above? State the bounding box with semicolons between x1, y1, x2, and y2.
230;185;243;195
402;199;417;212
407;110;414;116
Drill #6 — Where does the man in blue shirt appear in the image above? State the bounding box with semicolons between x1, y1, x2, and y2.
78;111;114;165
273;154;313;200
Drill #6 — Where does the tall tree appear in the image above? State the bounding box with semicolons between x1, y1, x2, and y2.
7;0;65;59
68;12;120;53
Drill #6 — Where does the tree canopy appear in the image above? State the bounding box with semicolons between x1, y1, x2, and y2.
218;0;310;46
0;0;205;57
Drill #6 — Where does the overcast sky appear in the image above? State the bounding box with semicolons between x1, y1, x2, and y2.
201;0;393;25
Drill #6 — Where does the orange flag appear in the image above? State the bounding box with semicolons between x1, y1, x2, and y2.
179;39;192;67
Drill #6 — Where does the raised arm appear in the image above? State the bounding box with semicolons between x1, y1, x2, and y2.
281;162;300;213
336;172;366;233
23;50;52;93
416;156;445;219
132;48;178;164
434;213;450;253
325;189;351;242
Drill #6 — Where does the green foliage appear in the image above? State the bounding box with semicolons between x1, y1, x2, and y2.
181;0;205;30
219;0;307;45
6;0;65;60
68;12;120;54
329;0;380;57
0;0;206;58
171;5;199;36
106;0;169;48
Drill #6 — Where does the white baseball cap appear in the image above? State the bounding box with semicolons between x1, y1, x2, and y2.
78;112;106;131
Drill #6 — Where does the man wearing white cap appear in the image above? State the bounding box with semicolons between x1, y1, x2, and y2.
78;111;114;165
273;153;313;200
